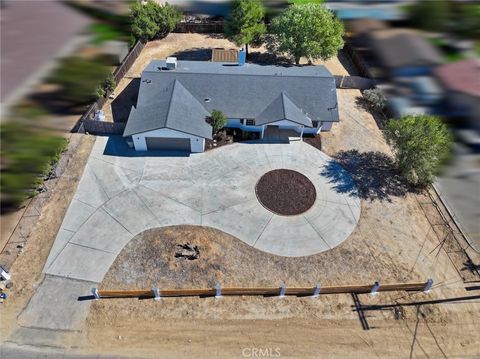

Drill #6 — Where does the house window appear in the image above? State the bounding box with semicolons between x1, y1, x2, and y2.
246;119;255;126
312;121;319;128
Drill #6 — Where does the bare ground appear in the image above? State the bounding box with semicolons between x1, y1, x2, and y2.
3;34;479;358
83;34;480;359
0;134;96;343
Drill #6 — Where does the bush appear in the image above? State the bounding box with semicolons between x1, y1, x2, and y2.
384;115;452;187
47;57;110;105
363;88;386;112
130;0;181;42
210;110;227;134
94;73;117;99
1;122;68;209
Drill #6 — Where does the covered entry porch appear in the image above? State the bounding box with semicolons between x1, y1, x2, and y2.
261;124;305;143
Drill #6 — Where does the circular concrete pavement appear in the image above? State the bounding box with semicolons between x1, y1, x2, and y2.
44;137;361;284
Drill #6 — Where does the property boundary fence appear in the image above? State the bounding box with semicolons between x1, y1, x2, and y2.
334;75;375;90
91;280;433;300
82;119;126;135
343;41;374;79
174;21;224;33
77;41;146;134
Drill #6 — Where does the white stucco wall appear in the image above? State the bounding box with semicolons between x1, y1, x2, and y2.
132;128;205;152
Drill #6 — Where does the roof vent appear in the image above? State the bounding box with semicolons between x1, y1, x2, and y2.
204;98;211;103
166;57;177;70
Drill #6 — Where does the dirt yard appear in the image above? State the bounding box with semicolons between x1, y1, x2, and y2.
83;34;480;359
3;34;479;358
102;33;355;123
0;134;95;343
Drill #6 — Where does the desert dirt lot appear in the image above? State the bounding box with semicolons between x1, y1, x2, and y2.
81;34;480;358
2;34;479;359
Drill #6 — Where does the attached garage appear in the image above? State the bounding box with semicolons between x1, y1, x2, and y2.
129;128;207;153
145;137;191;151
123;79;213;153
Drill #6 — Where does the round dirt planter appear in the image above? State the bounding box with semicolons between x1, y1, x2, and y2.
255;169;316;216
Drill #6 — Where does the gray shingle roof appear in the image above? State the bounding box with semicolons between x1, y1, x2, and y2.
256;92;312;127
123;80;212;138
368;29;442;69
124;60;339;138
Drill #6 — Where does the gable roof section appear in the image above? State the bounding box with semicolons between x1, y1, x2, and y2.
256;92;313;127
138;60;339;124
434;59;480;98
123;80;212;138
369;29;442;69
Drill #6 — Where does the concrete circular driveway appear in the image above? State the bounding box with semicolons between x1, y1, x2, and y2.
44;136;360;283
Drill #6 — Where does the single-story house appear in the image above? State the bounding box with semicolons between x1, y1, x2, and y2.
367;29;443;77
434;59;480;132
123;58;339;152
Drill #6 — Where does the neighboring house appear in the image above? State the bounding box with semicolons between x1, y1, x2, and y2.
367;29;443;77
346;18;388;46
123;58;339;152
434;59;480;132
326;2;407;21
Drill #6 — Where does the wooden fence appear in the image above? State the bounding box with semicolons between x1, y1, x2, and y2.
335;75;375;90
82;119;126;135
174;21;224;33
91;280;433;300
77;41;145;134
343;41;374;79
112;40;146;84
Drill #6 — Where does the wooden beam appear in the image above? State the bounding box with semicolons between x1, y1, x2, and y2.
96;281;432;299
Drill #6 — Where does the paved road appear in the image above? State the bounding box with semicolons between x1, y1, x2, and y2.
0;343;131;359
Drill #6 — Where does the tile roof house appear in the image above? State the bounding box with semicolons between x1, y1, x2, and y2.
124;58;339;152
434;59;480;132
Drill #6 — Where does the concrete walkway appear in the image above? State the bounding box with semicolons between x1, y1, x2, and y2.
43;136;360;283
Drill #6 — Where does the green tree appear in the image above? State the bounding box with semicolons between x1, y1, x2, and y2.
47;57;109;105
405;0;450;33
210;109;227;134
451;3;480;38
225;0;266;57
384;115;452;187
267;4;344;64
130;0;181;42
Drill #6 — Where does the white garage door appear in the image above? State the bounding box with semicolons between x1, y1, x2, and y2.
145;137;191;151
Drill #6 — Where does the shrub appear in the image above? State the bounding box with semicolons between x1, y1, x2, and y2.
210;110;227;134
383;115;452;187
363;88;386;112
130;0;181;42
